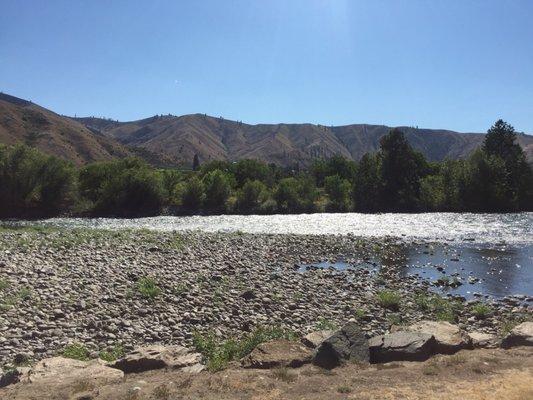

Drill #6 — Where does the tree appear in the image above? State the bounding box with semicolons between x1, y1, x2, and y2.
353;153;382;212
379;129;426;211
181;176;205;211
202;169;231;212
192;154;200;171
233;159;274;187
236;180;267;214
273;177;318;213
324;175;351;211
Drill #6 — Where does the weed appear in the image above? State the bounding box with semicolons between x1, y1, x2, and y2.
472;303;492;319
136;277;161;299
153;384;171;399
414;293;463;322
99;344;125;362
377;290;401;311
337;385;352;393
62;343;90;361
315;318;338;331
0;278;8;291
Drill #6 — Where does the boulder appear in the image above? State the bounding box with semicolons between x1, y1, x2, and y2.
0;367;30;388
112;345;204;373
369;332;436;363
313;323;369;369
29;357;123;386
469;331;499;348
241;339;313;368
501;322;533;348
301;330;334;349
392;321;471;354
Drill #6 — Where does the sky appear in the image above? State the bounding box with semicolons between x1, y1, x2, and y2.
1;0;533;133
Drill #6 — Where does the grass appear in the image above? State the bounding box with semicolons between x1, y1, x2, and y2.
414;293;463;322
337;385;352;393
99;344;125;362
153;384;171;399
472;303;492;319
136;276;161;299
62;343;90;361
0;278;8;291
272;367;297;383
315;318;338;331
193;326;296;372
376;290;401;311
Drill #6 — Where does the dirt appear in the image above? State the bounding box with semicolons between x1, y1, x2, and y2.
2;347;532;400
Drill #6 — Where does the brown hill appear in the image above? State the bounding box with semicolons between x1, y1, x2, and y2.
0;93;133;165
79;113;533;167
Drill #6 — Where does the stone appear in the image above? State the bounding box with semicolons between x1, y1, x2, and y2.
469;331;499;348
369;332;437;363
242;339;313;369
301;330;335;349
313;323;369;369
392;321;471;354
0;367;30;388
501;322;533;348
112;345;204;373
28;357;123;386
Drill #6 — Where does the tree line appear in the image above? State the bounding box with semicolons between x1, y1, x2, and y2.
1;120;532;218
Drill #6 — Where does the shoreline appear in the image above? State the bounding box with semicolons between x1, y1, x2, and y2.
0;229;531;367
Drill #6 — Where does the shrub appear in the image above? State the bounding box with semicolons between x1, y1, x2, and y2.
472;303;492;319
202;169;231;212
99;344;125;362
62;343;90;361
181;176;205;211
414;293;463;322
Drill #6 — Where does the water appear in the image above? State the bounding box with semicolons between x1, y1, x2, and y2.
4;212;533;298
10;212;533;246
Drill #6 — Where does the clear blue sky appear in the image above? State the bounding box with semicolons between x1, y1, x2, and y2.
1;0;532;133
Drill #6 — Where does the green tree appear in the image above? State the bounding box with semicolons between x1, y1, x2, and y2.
181;176;205;211
324;175;351;211
236;180;268;214
203;169;231;212
353;153;382;212
192;154;200;171
233;159;274;187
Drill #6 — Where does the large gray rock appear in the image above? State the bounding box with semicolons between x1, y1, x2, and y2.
0;367;30;388
369;332;436;363
469;331;499;348
112;345;204;373
392;321;471;354
242;339;313;368
501;322;533;348
29;357;123;386
301;330;335;349
313;323;369;369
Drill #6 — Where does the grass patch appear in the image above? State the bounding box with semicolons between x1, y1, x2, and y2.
377;290;401;311
471;303;492;319
99;344;125;362
136;277;161;299
193;326;296;372
0;278;8;291
414;293;463;322
315;318;338;331
272;367;297;383
337;385;352;393
62;343;90;361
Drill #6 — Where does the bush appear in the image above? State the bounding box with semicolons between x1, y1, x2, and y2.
202;169;231;212
0;144;76;217
62;343;90;361
181;176;205;212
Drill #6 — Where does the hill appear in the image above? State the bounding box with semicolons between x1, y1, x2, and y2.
77;113;533;168
0;93;133;165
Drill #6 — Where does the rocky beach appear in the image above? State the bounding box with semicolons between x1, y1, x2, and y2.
1;227;531;366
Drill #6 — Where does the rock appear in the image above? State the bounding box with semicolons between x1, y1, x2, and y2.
369;332;436;363
28;357;123;386
240;290;255;300
242;339;313;368
0;367;30;388
301;330;334;349
469;331;499;348
313;323;369;369
501;322;533;348
112;345;204;373
392;321;471;354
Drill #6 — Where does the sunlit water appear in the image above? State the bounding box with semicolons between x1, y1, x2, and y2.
5;213;533;298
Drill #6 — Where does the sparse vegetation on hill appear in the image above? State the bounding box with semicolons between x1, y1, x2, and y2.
1;120;532;217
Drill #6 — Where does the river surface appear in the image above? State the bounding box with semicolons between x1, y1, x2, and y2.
5;213;533;299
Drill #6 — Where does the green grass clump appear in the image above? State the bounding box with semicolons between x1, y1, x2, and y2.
414;293;463;322
0;278;9;291
193;326;296;372
472;303;492;319
376;290;401;311
315;318;338;331
136;277;161;299
62;343;90;361
99;344;125;362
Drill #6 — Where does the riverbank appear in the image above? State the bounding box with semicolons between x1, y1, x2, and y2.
0;228;531;367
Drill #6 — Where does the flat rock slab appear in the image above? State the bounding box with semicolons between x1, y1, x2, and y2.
393;320;471;354
301;330;335;349
112;345;204;373
501;322;533;348
241;339;313;368
369;332;437;363
313;322;369;369
29;357;123;386
469;331;500;348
